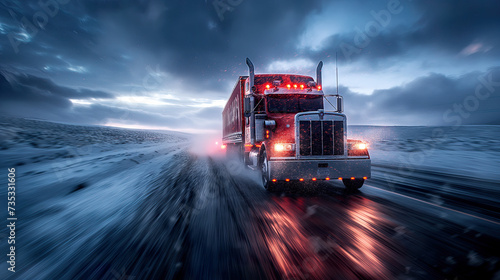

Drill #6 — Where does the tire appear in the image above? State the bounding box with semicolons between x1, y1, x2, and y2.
342;178;364;191
260;150;275;191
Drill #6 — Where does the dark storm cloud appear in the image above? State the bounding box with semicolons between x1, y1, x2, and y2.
75;0;324;87
2;0;498;81
0;70;70;108
0;70;115;122
341;67;500;125
0;70;217;130
0;70;114;100
409;0;500;52
315;0;500;63
1;0;499;128
0;0;134;89
0;0;325;93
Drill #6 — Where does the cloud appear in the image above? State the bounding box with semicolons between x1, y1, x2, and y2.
341;67;500;125
1;62;498;130
459;43;493;56
0;70;70;108
266;59;316;74
1;70;114;100
0;70;113;121
194;106;222;120
0;70;223;131
307;0;500;64
0;0;499;128
71;104;197;129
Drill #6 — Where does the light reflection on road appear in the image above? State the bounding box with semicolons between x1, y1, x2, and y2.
259;194;400;279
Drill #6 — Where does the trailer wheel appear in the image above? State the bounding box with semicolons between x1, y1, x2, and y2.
260;150;274;191
342;178;364;191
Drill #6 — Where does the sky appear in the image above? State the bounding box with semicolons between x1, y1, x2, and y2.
1;0;500;133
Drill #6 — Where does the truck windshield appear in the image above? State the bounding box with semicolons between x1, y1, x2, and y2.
267;94;323;113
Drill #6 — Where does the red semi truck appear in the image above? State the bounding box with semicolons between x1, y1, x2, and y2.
222;58;370;191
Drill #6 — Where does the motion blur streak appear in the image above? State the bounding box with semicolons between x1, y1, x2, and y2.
343;199;392;279
1;117;499;280
259;196;397;280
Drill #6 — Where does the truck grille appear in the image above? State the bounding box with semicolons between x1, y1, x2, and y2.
299;120;344;156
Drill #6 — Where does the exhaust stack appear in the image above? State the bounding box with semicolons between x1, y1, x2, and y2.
246;58;256;145
316;61;323;88
246;58;254;90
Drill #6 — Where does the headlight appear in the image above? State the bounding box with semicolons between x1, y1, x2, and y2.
354;142;367;150
353;142;368;150
274;143;294;152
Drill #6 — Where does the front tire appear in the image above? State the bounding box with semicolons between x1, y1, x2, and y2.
343;178;364;191
260;150;275;191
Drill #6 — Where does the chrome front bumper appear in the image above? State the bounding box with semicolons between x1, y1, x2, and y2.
268;158;371;181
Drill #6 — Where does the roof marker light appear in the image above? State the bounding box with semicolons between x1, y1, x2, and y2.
293;84;298;88
351;177;355;180
300;84;305;89
287;84;291;89
325;177;330;180
272;179;277;182
285;179;290;182
266;84;270;89
312;178;317;181
318;85;322;90
338;177;342;180
299;178;304;181
363;177;367;180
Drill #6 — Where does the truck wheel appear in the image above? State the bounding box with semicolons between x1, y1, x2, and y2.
260;150;274;191
342;178;364;191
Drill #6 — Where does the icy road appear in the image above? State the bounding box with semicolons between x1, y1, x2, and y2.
0;117;499;280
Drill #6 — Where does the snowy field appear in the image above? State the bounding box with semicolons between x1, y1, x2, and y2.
349;125;500;181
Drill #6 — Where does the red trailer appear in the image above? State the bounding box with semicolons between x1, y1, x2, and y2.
222;76;246;150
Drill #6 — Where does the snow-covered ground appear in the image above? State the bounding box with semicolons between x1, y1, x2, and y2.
0;116;191;279
349;125;500;181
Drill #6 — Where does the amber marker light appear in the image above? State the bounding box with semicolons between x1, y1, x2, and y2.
338;177;342;180
272;179;277;182
299;178;304;181
325;177;330;181
285;179;290;182
351;177;355;180
312;178;317;181
363;177;367;180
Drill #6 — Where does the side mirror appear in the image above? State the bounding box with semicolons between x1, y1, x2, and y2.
244;96;251;117
264;120;276;130
336;95;343;113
